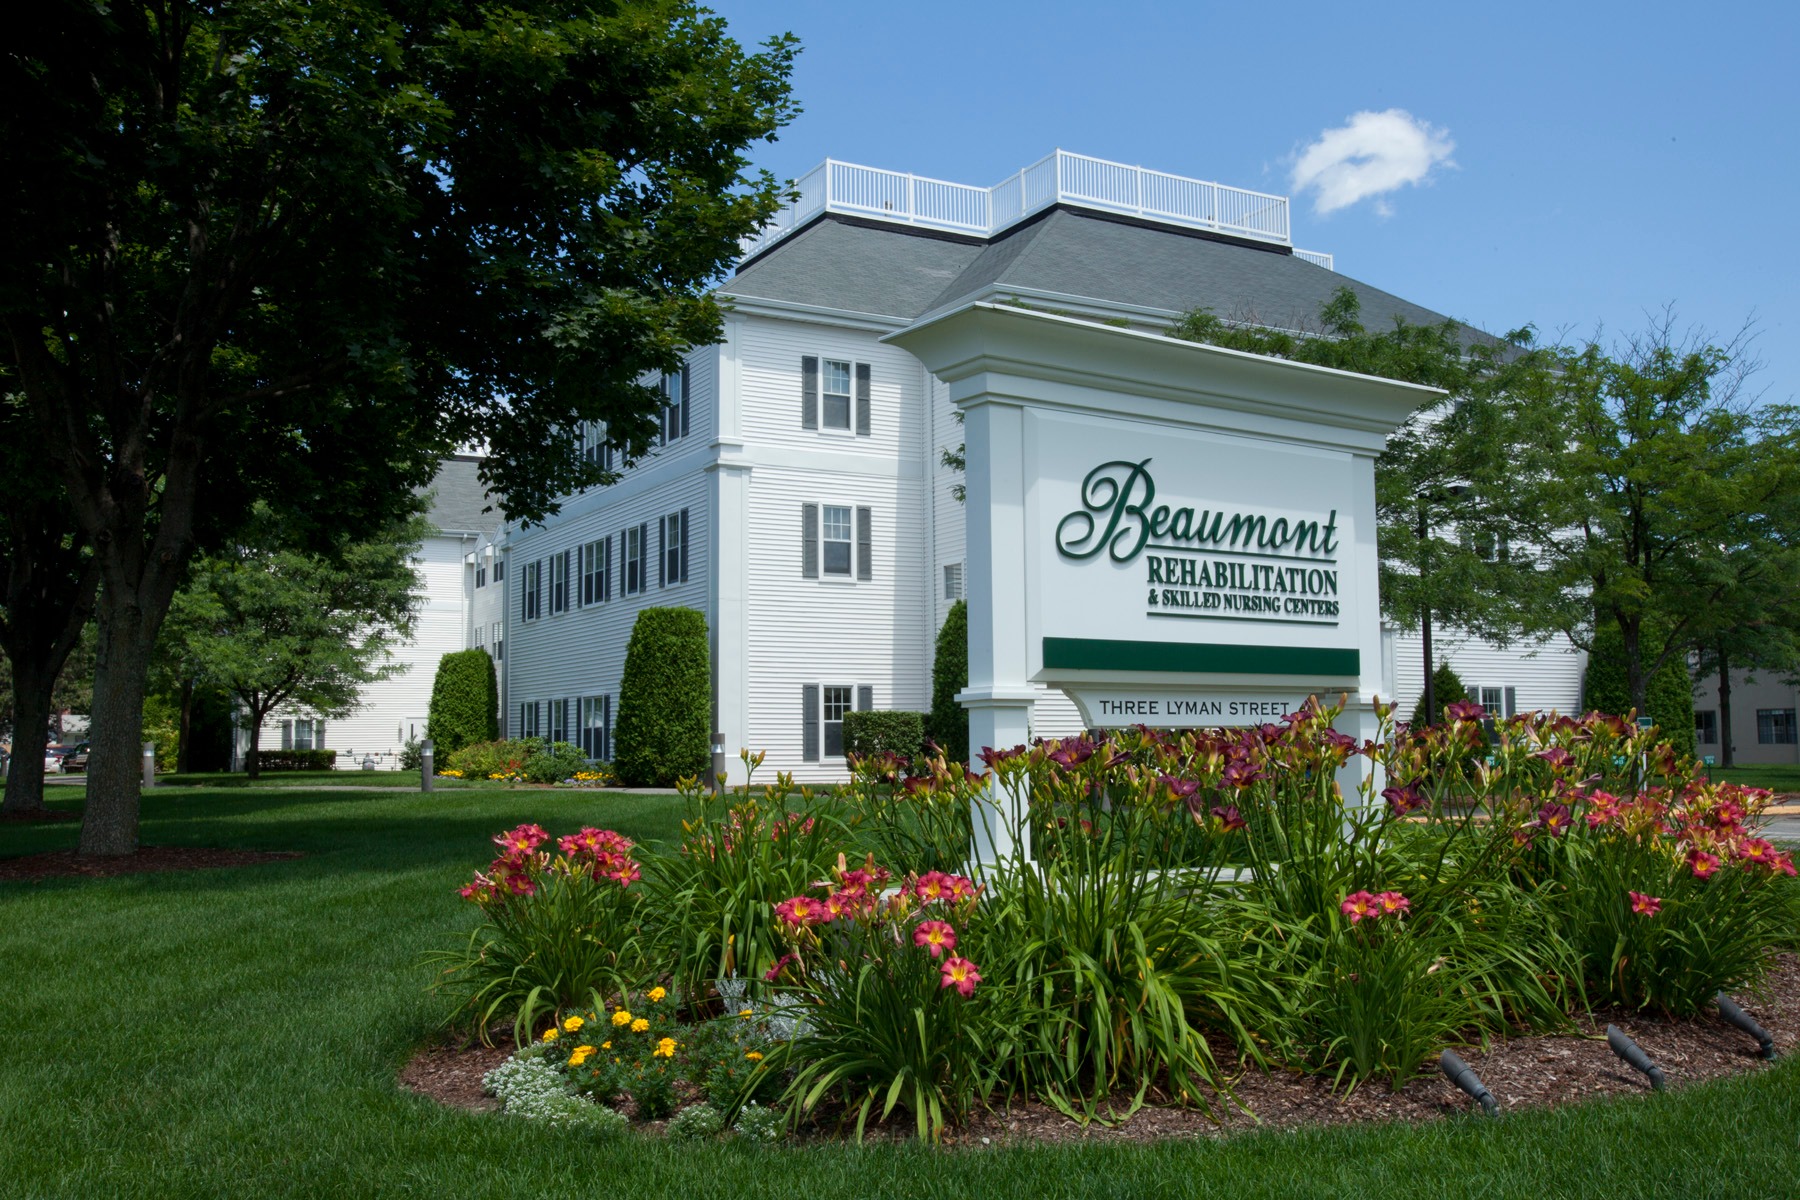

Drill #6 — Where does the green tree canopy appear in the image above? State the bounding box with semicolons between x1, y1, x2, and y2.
0;1;797;852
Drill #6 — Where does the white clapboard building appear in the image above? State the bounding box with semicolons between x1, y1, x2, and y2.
238;456;504;769
483;151;1588;785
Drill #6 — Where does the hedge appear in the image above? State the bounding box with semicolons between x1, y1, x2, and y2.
1407;662;1470;728
427;649;500;756
247;748;335;772
843;710;927;762
612;607;711;787
928;600;969;764
1584;623;1697;758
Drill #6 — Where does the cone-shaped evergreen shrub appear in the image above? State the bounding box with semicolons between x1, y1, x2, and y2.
929;600;969;765
613;607;711;787
1407;662;1469;728
427;649;499;755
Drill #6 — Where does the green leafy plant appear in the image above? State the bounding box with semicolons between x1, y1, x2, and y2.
445;738;539;780
613;607;711;787
1406;662;1468;729
523;740;588;784
652;754;847;1000
245;748;335;772
428;649;500;755
761;855;1017;1142
841;710;926;761
427;824;652;1043
840;751;977;874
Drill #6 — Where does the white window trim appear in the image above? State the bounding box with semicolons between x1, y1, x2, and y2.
820;503;854;580
820;682;855;759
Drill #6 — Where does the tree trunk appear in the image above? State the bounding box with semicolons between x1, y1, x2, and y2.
1716;647;1734;770
245;707;265;781
78;592;156;856
2;664;54;815
177;677;194;775
1621;618;1649;717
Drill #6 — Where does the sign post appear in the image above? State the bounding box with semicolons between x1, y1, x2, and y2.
889;303;1438;864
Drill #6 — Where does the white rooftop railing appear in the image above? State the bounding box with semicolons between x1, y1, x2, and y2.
1293;249;1335;271
739;150;1330;266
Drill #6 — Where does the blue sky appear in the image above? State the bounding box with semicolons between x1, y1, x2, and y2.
711;0;1799;405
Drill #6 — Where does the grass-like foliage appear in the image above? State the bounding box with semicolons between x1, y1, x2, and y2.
427;825;652;1044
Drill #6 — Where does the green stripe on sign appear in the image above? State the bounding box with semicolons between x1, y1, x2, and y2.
1042;637;1360;677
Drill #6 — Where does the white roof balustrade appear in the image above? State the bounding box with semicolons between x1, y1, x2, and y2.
740;150;1333;269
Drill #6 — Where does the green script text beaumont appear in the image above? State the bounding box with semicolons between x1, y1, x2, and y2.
1055;459;1339;564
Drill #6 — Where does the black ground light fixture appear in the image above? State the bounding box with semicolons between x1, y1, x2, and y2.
1715;993;1777;1059
1438;1050;1499;1115
1605;1025;1667;1090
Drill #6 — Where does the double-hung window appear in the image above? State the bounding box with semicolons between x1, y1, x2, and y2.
519;702;541;740
521;560;542;621
581;536;611;605
492;622;503;662
661;366;691;444
1757;708;1796;744
474;626;484;652
624;523;648;595
801;356;872;435
660;509;689;586
943;562;964;601
475;560;486;589
549;699;569;746
493;559;505;583
549;551;570;615
280;718;324;750
1696;710;1719;746
579;696;612;761
801;684;873;762
801;503;873;581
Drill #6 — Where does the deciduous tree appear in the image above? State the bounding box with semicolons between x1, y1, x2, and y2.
0;1;797;851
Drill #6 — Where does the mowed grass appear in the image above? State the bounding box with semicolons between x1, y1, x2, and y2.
2;787;1798;1200
1707;763;1800;793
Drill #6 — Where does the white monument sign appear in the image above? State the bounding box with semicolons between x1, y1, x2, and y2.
889;302;1439;860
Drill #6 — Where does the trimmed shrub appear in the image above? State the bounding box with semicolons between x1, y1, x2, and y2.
524;741;588;784
1584;624;1697;757
427;649;499;756
928;600;969;764
843;710;927;762
1406;662;1468;728
613;607;711;787
247;748;335;772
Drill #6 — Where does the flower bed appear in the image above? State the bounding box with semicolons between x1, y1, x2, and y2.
423;704;1800;1144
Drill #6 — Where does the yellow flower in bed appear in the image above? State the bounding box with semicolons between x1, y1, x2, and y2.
562;1015;584;1032
648;986;667;1003
653;1037;677;1058
745;1051;763;1062
631;1018;649;1033
568;1045;595;1067
611;1009;633;1027
541;1028;558;1043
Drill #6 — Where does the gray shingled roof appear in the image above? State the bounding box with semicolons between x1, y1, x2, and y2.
421;456;499;535
724;208;1487;342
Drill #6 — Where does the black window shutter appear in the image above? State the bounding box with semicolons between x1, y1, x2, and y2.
856;506;873;581
618;532;626;596
658;516;666;588
603;695;612;761
855;363;871;437
1504;686;1517;718
660;375;672;445
679;508;690;583
637;522;648;589
802;356;819;430
803;685;820;762
802;503;819;579
857;685;873;712
680;363;691;438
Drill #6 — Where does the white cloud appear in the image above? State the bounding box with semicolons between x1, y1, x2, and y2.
1290;109;1455;216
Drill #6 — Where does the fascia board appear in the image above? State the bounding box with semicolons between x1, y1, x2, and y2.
716;291;909;332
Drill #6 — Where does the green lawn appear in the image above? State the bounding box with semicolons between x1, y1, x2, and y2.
2;786;1797;1200
1707;763;1800;793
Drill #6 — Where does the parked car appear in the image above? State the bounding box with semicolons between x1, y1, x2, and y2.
60;742;90;773
44;744;73;774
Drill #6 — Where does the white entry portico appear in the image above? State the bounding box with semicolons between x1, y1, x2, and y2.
890;302;1439;858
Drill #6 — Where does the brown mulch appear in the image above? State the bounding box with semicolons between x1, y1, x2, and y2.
0;846;303;881
400;952;1799;1144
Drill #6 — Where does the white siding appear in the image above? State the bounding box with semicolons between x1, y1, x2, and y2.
1387;623;1587;722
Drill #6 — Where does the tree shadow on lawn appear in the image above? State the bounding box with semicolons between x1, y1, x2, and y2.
0;787;693;894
